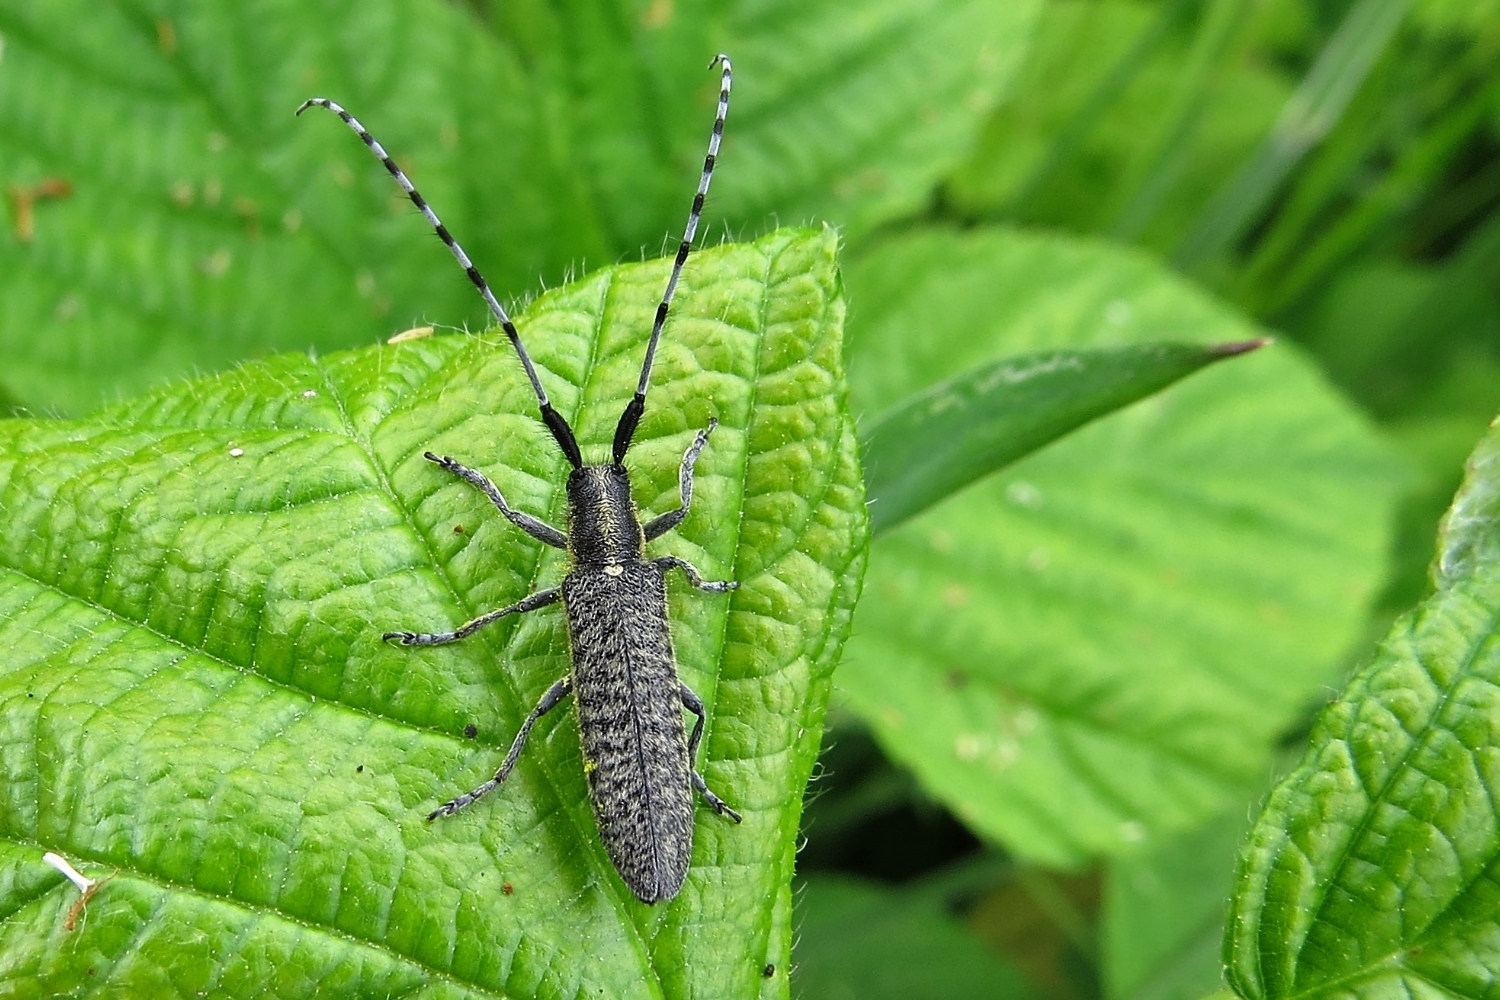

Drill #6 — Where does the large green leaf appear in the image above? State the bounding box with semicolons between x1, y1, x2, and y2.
0;0;1038;415
0;228;869;999
1;0;537;411
1225;416;1500;1000
838;227;1403;866
711;0;1041;241
465;0;1041;249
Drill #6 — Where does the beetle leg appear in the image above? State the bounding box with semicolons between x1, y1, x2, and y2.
384;586;560;646
679;681;743;823
426;452;568;549
644;418;718;541
655;555;737;594
428;675;574;820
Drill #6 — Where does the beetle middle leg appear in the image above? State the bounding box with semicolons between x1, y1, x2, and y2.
428;675;574;820
679;681;743;823
655;555;737;594
383;586;561;646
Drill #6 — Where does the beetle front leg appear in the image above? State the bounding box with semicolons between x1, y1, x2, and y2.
643;418;718;541
425;452;568;549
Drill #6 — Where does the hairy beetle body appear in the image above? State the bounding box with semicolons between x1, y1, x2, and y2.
303;56;741;904
565;559;693;903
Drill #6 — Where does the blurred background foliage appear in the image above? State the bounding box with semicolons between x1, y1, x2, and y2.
1;0;1497;997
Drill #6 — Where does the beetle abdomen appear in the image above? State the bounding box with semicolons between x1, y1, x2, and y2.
563;561;694;904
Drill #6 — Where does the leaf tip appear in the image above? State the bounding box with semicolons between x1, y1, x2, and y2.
1209;338;1273;360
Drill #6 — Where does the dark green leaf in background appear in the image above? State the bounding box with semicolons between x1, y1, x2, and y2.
1174;0;1416;270
1226;417;1500;1000
0;229;868;999
1104;800;1256;1000
793;875;1044;1000
0;0;1039;415
861;339;1267;534
946;0;1293;255
837;227;1404;867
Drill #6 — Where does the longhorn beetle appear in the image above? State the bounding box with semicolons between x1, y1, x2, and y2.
297;56;740;905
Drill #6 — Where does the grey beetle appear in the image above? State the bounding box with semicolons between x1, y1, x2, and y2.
299;55;740;904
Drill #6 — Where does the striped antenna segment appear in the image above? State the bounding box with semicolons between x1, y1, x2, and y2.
296;98;584;467
612;54;733;463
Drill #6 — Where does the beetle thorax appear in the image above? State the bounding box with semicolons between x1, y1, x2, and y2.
566;463;645;565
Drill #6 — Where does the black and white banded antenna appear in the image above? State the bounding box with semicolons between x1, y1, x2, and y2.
612;53;733;465
295;96;584;468
297;53;731;470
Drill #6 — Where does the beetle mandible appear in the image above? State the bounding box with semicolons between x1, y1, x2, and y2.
298;55;740;905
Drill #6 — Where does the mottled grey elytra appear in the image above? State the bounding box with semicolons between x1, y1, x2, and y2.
298;56;741;905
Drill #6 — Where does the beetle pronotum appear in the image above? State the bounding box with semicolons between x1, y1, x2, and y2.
298;55;740;904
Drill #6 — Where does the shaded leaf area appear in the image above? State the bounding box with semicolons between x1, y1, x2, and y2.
0;230;869;1000
792;875;1043;1000
838;227;1403;866
1104;804;1253;1000
711;0;1041;241
459;0;1041;249
1225;463;1500;1000
861;339;1266;533
0;0;1039;414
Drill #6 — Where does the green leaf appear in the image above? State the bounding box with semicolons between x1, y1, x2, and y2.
862;339;1267;534
1437;415;1500;590
0;0;1039;415
793;875;1042;1000
713;0;1043;241
0;228;869;999
1104;804;1254;1000
1225;422;1500;1000
838;227;1403;866
467;0;1043;247
0;0;541;411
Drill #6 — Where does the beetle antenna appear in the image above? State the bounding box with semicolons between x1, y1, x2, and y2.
297;98;583;469
612;54;732;464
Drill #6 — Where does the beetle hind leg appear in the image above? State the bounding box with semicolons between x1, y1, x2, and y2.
428;675;573;820
692;770;743;823
655;555;737;594
680;681;743;823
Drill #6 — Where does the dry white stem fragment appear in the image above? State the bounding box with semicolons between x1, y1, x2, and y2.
42;852;93;892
